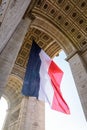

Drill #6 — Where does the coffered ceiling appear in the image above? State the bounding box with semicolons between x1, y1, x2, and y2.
15;0;87;70
15;27;61;68
31;0;87;49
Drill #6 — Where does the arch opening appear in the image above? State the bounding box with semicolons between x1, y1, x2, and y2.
0;97;8;130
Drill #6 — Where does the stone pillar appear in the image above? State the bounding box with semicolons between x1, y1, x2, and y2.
18;97;45;130
67;52;87;119
0;18;31;97
0;0;31;52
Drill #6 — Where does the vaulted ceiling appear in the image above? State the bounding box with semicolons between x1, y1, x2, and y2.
15;0;87;71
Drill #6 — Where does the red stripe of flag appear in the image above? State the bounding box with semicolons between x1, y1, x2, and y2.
48;61;70;114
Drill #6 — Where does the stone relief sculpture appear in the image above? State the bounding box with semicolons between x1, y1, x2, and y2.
0;0;8;22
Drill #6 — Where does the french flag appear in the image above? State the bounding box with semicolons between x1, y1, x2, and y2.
22;40;70;114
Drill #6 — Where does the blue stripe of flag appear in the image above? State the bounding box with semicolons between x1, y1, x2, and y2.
22;40;41;98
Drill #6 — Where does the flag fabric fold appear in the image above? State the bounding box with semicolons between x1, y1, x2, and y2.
22;40;70;114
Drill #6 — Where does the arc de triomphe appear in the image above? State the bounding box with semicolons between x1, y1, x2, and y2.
0;0;87;129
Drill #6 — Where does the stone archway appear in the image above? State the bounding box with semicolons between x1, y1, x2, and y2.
2;74;23;130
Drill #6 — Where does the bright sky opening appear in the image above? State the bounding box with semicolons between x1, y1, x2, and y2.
0;97;8;130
